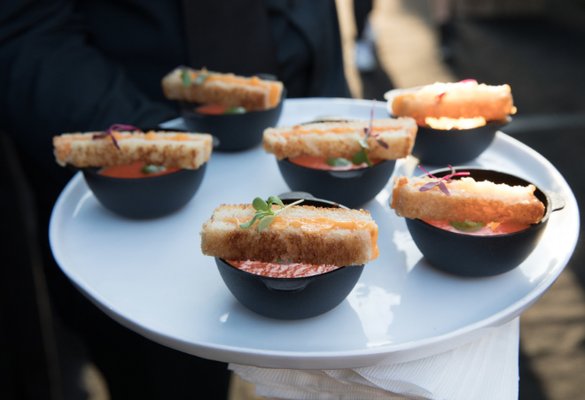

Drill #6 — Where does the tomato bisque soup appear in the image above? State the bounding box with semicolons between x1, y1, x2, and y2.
195;104;246;115
228;259;341;278
289;156;381;171
99;161;180;179
424;219;532;236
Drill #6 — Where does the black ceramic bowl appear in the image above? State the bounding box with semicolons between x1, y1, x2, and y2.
404;168;562;277
215;192;365;319
180;89;285;152
276;159;396;208
412;118;510;166
82;164;206;219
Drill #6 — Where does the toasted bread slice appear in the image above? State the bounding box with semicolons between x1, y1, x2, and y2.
200;204;379;266
53;130;212;169
391;176;545;224
161;67;284;111
263;118;417;160
385;81;516;125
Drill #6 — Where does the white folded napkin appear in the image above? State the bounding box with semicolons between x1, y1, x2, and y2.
229;318;519;400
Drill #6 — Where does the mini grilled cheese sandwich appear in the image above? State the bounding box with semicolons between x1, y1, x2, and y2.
162;67;284;111
263;118;417;160
391;176;545;225
53;130;213;169
200;204;379;266
385;81;516;126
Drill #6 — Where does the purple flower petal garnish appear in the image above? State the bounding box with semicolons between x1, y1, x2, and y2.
417;164;470;196
107;124;141;132
92;124;142;150
438;181;450;196
376;138;389;149
417;164;438;180
368;104;374;135
419;181;439;192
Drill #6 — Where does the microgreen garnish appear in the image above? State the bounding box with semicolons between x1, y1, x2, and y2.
366;103;389;150
194;71;208;85
141;164;166;175
181;67;209;86
352;146;370;166
181;68;191;87
449;220;485;232
240;195;304;231
92;124;142;150
418;164;470;196
349;101;388;166
326;157;352;167
224;106;246;114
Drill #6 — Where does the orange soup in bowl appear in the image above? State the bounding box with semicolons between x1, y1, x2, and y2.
424;219;532;236
99;161;180;179
289;156;382;171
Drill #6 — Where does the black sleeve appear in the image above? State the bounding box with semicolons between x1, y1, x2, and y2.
265;0;351;98
0;0;177;164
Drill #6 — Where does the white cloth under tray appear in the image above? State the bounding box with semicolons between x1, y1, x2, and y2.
230;318;519;400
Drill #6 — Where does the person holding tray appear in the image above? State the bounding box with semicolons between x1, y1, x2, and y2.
0;1;350;398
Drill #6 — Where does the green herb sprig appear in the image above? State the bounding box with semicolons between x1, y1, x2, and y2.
326;101;387;168
181;68;191;87
326;157;352;167
449;220;486;232
141;164;167;175
92;123;142;150
224;106;246;114
194;71;208;85
181;67;208;86
352;135;372;166
240;196;304;231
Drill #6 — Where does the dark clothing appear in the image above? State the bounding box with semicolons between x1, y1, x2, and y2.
0;1;350;398
354;0;373;39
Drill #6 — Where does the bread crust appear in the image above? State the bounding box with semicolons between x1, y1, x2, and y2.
161;67;283;111
53;131;213;169
200;204;379;266
391;176;545;224
263;118;417;160
386;81;516;125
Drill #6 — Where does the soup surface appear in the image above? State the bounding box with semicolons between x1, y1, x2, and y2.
229;260;341;278
195;104;246;115
289;156;378;171
99;161;179;179
424;219;531;236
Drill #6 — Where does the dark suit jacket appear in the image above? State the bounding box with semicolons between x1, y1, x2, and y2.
0;2;350;397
